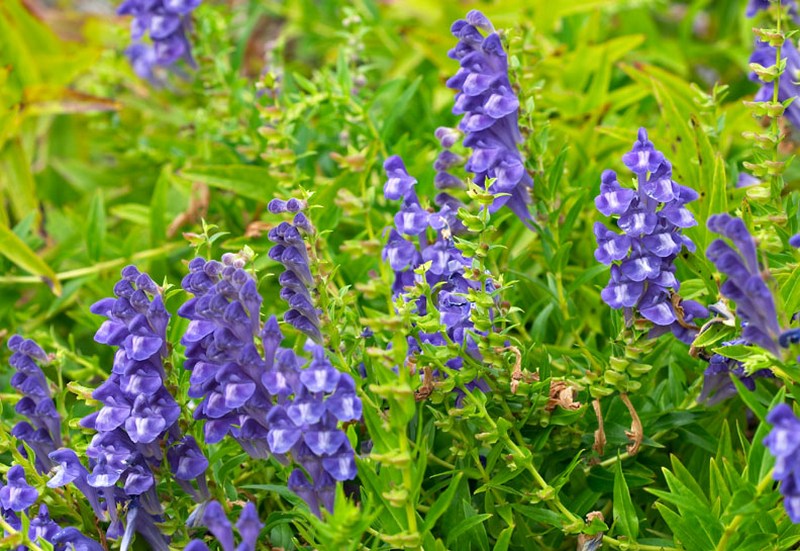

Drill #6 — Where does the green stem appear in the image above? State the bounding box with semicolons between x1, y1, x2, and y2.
602;535;679;550
0;515;45;551
0;243;183;285
397;428;420;541
771;2;783;199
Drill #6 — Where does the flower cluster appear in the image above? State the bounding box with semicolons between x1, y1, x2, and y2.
117;0;201;81
180;254;275;457
701;215;800;402
438;10;533;225
267;198;323;343
56;266;209;547
749;36;800;130
269;338;362;517
765;404;800;523
7;336;61;474
707;214;782;355
181;250;361;516
186;501;262;551
1;465;102;551
383;156;491;396
594;128;707;343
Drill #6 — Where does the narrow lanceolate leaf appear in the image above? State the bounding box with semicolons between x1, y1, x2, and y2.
0;138;39;226
0;223;60;295
180;165;276;202
85;190;106;262
613;460;639;540
422;472;463;534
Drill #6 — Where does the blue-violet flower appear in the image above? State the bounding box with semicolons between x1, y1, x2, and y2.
117;0;201;81
595;128;707;343
439;10;533;225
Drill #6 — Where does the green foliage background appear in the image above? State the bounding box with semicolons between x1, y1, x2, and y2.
1;0;800;549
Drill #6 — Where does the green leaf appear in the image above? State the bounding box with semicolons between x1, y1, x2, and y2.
492;526;514;551
0;138;39;226
613;459;639;540
150;166;170;247
85;190;105;261
0;223;60;295
180;165;276;202
422;472;463;534
655;503;714;550
445;510;492;548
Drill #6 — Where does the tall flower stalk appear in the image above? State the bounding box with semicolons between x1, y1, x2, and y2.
438;10;533;226
594;128;707;343
746;0;793;200
51;266;209;549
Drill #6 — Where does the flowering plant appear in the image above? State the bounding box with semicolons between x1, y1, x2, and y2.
2;2;800;550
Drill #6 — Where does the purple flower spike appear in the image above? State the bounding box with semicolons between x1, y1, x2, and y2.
78;266;208;544
765;404;800;522
595;129;704;344
381;153;494;398
117;0;201;82
0;465;38;512
268;199;323;343
442;11;533;224
790;233;800;248
7;335;61;472
707;214;781;355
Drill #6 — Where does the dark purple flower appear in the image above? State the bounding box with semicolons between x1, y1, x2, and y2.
187;500;263;551
764;404;800;522
47;448;105;518
595;129;705;344
201;501;235;551
167;436;211;501
790;233;800;248
440;10;533;225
